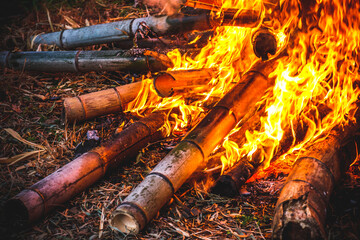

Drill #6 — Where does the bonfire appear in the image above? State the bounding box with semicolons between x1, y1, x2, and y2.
0;0;359;239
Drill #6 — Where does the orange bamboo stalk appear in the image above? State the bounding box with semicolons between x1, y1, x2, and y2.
63;68;216;123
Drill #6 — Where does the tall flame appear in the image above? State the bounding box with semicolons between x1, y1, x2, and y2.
222;0;360;171
126;0;360;174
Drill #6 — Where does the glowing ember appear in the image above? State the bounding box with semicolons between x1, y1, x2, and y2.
126;0;360;174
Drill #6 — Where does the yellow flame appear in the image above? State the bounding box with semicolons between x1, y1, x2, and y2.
126;0;360;175
222;0;360;171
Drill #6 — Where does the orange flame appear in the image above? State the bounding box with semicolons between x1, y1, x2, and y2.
126;0;360;175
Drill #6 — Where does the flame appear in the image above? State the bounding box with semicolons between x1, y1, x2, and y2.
222;0;360;171
126;0;263;134
125;0;360;175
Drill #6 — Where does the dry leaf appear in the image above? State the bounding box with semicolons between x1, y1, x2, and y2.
4;128;45;150
0;150;44;165
62;15;80;28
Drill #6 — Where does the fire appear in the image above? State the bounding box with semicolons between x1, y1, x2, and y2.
126;0;360;174
223;0;360;171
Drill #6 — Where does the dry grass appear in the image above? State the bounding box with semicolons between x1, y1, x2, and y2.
0;1;359;239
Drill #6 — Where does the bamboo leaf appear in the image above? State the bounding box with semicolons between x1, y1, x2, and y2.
0;150;45;165
4;128;45;150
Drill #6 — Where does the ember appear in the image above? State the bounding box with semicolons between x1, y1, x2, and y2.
0;0;360;239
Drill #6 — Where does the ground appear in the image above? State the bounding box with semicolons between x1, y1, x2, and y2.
0;1;359;239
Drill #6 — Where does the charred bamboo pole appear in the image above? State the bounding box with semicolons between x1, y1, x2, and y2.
3;111;167;230
110;57;282;234
210;107;265;197
31;9;260;49
211;101;318;197
272;115;360;240
64;68;216;123
0;50;168;73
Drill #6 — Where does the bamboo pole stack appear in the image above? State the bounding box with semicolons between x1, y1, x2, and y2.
110;57;282;234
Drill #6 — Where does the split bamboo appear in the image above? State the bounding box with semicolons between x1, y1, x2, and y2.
63;68;216;123
272;110;360;240
110;57;282;234
3;111;167;229
0;50;167;73
31;9;260;49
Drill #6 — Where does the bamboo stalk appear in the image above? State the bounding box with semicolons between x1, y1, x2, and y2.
63;68;216;123
272;112;360;240
3;112;167;230
110;57;281;234
210;107;265;197
31;10;260;49
211;102;316;197
0;50;168;73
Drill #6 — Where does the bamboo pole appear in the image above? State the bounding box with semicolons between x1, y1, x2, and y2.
31;9;260;49
110;57;282;234
210;107;265;197
3;112;167;230
0;50;168;73
211;102;317;197
210;111;299;197
272;111;360;240
63;68;216;123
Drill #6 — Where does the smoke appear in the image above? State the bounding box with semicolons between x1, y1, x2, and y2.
138;0;184;15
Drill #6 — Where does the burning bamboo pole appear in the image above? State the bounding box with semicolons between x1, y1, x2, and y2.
272;113;360;240
3;111;167;230
185;0;279;11
210;107;265;197
210;100;320;197
110;56;282;234
31;9;260;49
0;50;169;73
64;68;216;123
210;112;300;197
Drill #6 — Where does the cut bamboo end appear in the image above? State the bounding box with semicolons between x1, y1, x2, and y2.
110;141;204;233
111;204;144;234
153;68;216;97
210;175;238;197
